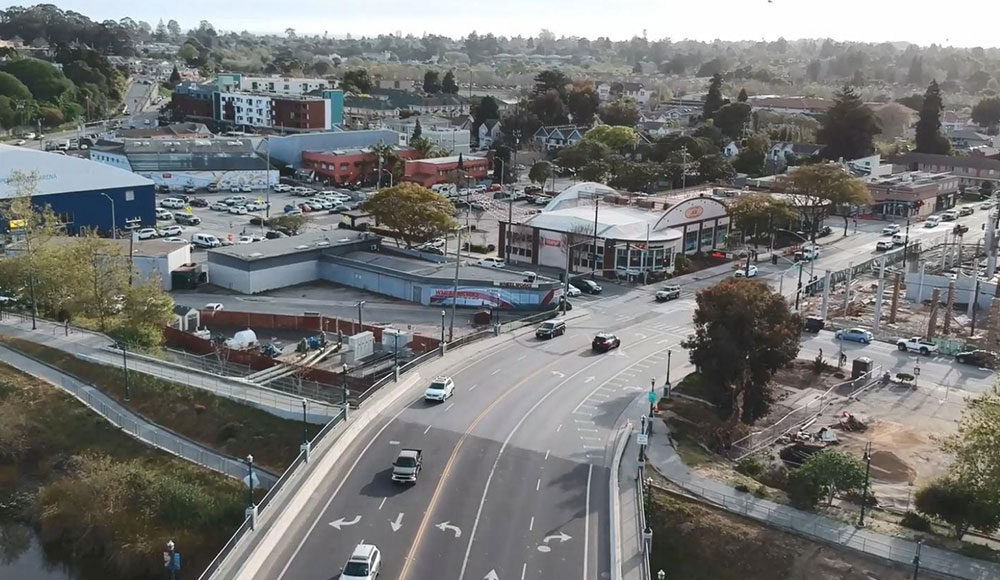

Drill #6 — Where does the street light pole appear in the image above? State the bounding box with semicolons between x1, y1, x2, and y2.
245;453;256;529
664;349;672;398
440;310;446;347
121;342;131;402
591;195;600;280
857;441;872;527
912;538;922;579
449;227;462;341
902;218;911;270
301;399;308;446
795;260;805;310
99;192;117;239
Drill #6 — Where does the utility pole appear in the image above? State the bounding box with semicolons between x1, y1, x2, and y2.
912;538;923;579
857;441;872;528
943;279;956;334
794;260;804;310
591;195;600;280
969;279;981;337
873;257;886;332
927;288;941;339
449;227;462;341
889;272;902;324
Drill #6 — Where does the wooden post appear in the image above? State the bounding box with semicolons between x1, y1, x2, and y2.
943;279;956;334
927;288;941;339
889;272;901;324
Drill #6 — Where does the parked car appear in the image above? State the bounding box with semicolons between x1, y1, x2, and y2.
236;235;255;244
159;225;183;237
191;233;221;248
424;376;455;402
330;204;351;213
655;285;681;301
955;349;998;368
162;237;187;244
228;205;248;215
536;319;566;339
206;184;219;193
159;197;185;209
264;230;287;240
391;450;422;485
881;224;900;235
835;327;873;344
210;202;229;211
924;216;941;228
155;208;173;221
733;264;758;278
224;195;248;206
12;139;25;146
875;240;894;251
571;278;603;294
229;184;241;193
135;227;159;240
245;202;268;212
477;257;505;268
941;209;959;221
417;244;445;255
959;206;975;217
592;333;621;353
240;184;253;193
189;197;209;207
892;233;906;246
285;207;303;216
565;285;582;297
980;201;996;210
897;336;938;355
183;185;196;194
174;213;201;226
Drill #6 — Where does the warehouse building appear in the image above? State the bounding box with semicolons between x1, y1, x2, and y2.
0;145;154;235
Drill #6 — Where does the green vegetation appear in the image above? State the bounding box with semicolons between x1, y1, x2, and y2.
362;183;458;248
786;449;867;508
0;362;246;579
0;337;315;474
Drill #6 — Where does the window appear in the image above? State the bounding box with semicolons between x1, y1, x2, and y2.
125;190;134;201
684;230;698;252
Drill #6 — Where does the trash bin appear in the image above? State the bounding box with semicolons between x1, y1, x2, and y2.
771;254;778;265
851;356;873;380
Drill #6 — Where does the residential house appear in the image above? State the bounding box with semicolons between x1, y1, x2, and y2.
722;141;739;157
343;96;401;128
942;110;974;133
948;128;995;151
864;171;959;218
376;115;471;154
746;96;833;119
768;142;822;167
637;120;679;140
533;125;587;152
892;151;1000;192
478;119;502;150
597;82;651;105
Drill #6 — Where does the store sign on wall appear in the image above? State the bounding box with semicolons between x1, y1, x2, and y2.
684;205;705;219
542;237;562;247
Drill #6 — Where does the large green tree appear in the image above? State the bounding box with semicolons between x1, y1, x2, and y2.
442;70;459;94
423;70;441;94
916;478;1000;539
341;68;372;94
362;184;457;248
732;133;772;177
696;154;735;184
0;70;32;100
914;80;950;154
816;86;881;161
531;89;568;126
528;161;553;185
556;139;610;172
598;99;639;127
972;96;1000;132
726;194;798;244
714;102;753;141
533;69;570;99
703;74;725;119
776;163;872;239
682;278;801;425
788;450;867;508
583;125;638;154
472;96;500;129
566;83;600;126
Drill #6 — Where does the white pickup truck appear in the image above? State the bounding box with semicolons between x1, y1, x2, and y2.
896;337;938;355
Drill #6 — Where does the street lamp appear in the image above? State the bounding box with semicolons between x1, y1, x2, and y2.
301;399;308;446
440;310;446;346
901;218;911;270
857;441;873;527
99;192;117;239
356;300;365;334
341;363;350;420
664;349;672;398
245;453;256;528
658;571;666;580
912;538;922;579
117;341;131;402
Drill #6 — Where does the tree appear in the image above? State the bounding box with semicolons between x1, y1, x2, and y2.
776;163;872;240
696;154;734;184
714;102;752;141
915;80;950;154
269;214;308;235
177;43;199;66
557;139;610;172
0;71;32;100
423;70;441;94
168;66;181;86
682;278;801;425
873;103;914;140
362;184;457;248
533;69;570;99
583;125;638;154
598;99;639;127
442;70;458;94
703;74;725;119
472;96;500;130
578;160;610;183
943;387;1000;518
788;450;867;508
737;88;748;103
166;19;181;39
732;133;771;177
915;478;1000;539
972;96;1000;131
608;161;659;192
530;89;567;126
341;68;372;94
2;58;74;104
566;83;600;126
981;180;995;198
409;136;435;158
895;94;924;111
528;161;553;186
907;56;923;85
412;118;422;140
816;86;881;161
726;194;798;244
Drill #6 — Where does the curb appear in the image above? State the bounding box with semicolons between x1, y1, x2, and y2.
609;420;632;580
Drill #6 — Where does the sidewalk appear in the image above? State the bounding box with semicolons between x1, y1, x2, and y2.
0;344;277;486
639;404;1000;580
0;315;338;422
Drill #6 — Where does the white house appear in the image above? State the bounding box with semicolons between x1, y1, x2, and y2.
722;141;740;157
597;82;651;105
768;142;822;166
478;119;502;150
534;125;586;151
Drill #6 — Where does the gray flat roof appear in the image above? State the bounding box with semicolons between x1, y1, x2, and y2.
340;251;554;283
209;230;372;261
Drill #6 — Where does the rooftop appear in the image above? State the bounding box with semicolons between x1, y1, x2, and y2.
893;152;1000;171
209;230;372;261
339;250;557;283
0;145;152;199
122;138;255;155
411;155;487;165
524;204;682;243
866;171;956;187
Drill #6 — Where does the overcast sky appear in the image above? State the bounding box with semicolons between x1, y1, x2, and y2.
4;0;996;48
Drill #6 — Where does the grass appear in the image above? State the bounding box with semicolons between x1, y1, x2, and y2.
671;432;712;467
0;362;249;579
0;337;317;474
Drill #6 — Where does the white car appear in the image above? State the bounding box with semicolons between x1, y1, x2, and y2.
240;184;253;193
565;285;582;297
159;197;186;209
477;257;506;268
236;235;255;244
159;225;184;237
12;139;26;146
341;543;381;580
424;376;455;402
733;264;758;278
875;240;894;251
210;202;229;211
155;208;173;221
228;205;248;215
135;227;159;240
881;224;900;235
229;184;241;193
162;237;187;243
204;302;224;312
245;202;268;212
272;184;291;193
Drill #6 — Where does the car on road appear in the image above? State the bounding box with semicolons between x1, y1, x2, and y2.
955;349;998;369
875;240;894;251
592;333;621;353
391;449;422;484
981;201;996;210
733;264;758;278
162;237;187;244
417;244;445;255
189;197;209;208
210;202;229;211
424;376;455;402
159;197;185;209
924;216;941;228
959;206;974;217
341;543;382;579
565;285;582;297
159;225;183;237
536;319;566;339
941;209;959;221
12;139;25;146
835;327;873;344
891;233;906;246
794;246;820;261
897;336;938;355
155;208;173;221
655;285;681;301
477;257;505;268
881;224;900;235
135;227;159;240
571;278;603;294
228;205;248;215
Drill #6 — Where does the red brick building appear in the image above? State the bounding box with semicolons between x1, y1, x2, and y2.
272;96;329;131
302;147;420;187
403;155;489;187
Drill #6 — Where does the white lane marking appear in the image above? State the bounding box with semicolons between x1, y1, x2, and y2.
521;562;527;580
328;515;361;530
378;497;387;510
551;370;566;378
536;478;541;491
544;449;550;461
445;402;456;411
583;376;596;383
435;521;462;538
574;419;592;424
424;424;433;435
491;368;501;375
389;440;400;445
584;463;592;580
276;404;409;579
529;516;535;531
517;355;526;361
580;436;602;441
469;383;478;391
577;428;599;433
390;512;404;532
556;424;562;433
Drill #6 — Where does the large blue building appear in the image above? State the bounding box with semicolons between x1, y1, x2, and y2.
1;145;155;235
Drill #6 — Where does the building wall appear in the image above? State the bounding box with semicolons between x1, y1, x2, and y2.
403;157;489;187
21;185;156;234
323;90;344;127
272;98;328;131
89;150;132;171
242;76;329;95
266;130;400;168
139;169;279;190
216;92;273;128
209;258;319;294
172;93;214;119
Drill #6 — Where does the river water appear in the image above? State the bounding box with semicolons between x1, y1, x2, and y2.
0;522;75;580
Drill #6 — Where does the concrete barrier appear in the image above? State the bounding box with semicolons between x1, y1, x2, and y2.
609;420;633;580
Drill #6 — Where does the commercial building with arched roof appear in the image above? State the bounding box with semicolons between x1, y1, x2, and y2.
499;182;731;278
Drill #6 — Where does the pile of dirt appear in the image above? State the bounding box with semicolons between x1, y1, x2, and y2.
773;359;845;390
869;450;918;484
648;489;918;579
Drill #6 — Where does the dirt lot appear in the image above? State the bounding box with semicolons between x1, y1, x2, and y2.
648;489;932;580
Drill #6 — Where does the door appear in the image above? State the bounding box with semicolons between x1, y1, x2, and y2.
412;286;422;303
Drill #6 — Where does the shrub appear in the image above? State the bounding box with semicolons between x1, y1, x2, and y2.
754;484;768;498
673;253;691;274
736;456;765;478
811;353;829;374
734;483;751;493
757;464;789;489
216;421;241;443
900;511;932;532
958;543;1000;561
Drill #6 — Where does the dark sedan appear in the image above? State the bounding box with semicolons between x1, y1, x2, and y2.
592;333;621;353
955;349;997;369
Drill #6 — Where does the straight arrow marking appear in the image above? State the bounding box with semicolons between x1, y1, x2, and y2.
484;570;499;580
583;376;596;383
390;512;404;532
